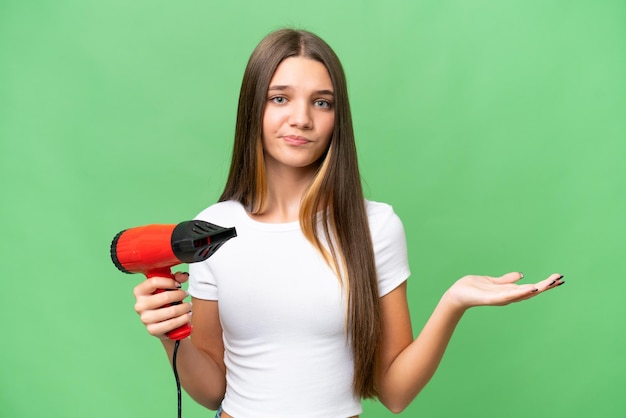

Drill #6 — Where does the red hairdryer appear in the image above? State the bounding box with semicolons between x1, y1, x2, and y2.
110;220;236;340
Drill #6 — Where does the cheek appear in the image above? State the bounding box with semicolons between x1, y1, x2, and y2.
261;110;282;152
321;114;335;140
263;107;285;134
262;111;273;136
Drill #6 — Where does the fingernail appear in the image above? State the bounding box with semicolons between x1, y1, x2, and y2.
557;281;565;286
532;288;539;292
520;272;524;278
549;280;557;286
559;275;564;280
183;272;190;276
175;282;182;288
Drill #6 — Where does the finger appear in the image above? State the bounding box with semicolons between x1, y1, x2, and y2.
173;271;190;284
507;286;542;303
492;272;524;285
534;274;565;292
479;283;537;306
140;301;193;326
507;274;565;303
546;274;565;289
149;276;183;290
146;311;193;339
153;288;189;307
134;289;189;314
133;277;182;297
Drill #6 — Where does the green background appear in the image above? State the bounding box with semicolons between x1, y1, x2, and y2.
1;0;624;417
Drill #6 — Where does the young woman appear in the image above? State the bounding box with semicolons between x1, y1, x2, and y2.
132;28;564;418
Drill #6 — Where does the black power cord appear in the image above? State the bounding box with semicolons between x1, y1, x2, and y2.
172;339;182;418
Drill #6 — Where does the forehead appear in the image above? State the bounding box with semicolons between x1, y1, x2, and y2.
269;57;333;90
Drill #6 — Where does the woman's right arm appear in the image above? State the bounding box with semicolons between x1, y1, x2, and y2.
133;274;226;410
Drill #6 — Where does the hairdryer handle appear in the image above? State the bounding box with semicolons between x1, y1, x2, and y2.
148;269;192;341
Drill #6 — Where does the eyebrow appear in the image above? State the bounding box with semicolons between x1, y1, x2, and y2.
268;85;334;96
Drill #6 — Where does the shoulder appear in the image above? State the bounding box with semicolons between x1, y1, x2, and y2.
194;200;245;224
365;200;411;294
364;199;404;235
364;199;408;258
365;199;395;218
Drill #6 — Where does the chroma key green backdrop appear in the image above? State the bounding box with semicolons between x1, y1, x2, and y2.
1;1;624;417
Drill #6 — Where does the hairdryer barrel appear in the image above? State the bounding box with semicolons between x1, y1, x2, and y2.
110;220;237;340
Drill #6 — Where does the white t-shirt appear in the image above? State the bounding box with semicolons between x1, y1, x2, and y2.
188;199;410;418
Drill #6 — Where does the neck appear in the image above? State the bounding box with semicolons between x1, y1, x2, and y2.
251;162;318;223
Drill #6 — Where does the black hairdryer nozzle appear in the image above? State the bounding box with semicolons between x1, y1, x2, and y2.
171;220;237;263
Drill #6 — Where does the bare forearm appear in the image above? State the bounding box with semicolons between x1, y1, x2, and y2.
377;272;564;413
161;338;226;410
378;291;465;412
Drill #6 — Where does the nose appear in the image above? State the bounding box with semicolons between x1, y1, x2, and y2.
288;100;313;129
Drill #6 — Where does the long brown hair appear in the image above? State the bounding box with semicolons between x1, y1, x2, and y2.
220;28;381;399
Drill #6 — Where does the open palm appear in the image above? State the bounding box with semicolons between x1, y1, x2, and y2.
446;272;564;309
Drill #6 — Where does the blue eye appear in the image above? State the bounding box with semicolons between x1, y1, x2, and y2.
270;96;287;104
315;100;332;109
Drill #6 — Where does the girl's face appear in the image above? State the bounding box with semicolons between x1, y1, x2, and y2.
262;56;335;174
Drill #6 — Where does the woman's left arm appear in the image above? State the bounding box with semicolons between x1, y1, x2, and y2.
375;272;564;413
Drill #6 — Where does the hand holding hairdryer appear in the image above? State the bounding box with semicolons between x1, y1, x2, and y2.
110;220;236;340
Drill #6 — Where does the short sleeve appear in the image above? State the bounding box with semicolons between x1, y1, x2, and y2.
186;205;227;301
367;201;411;297
188;258;218;300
